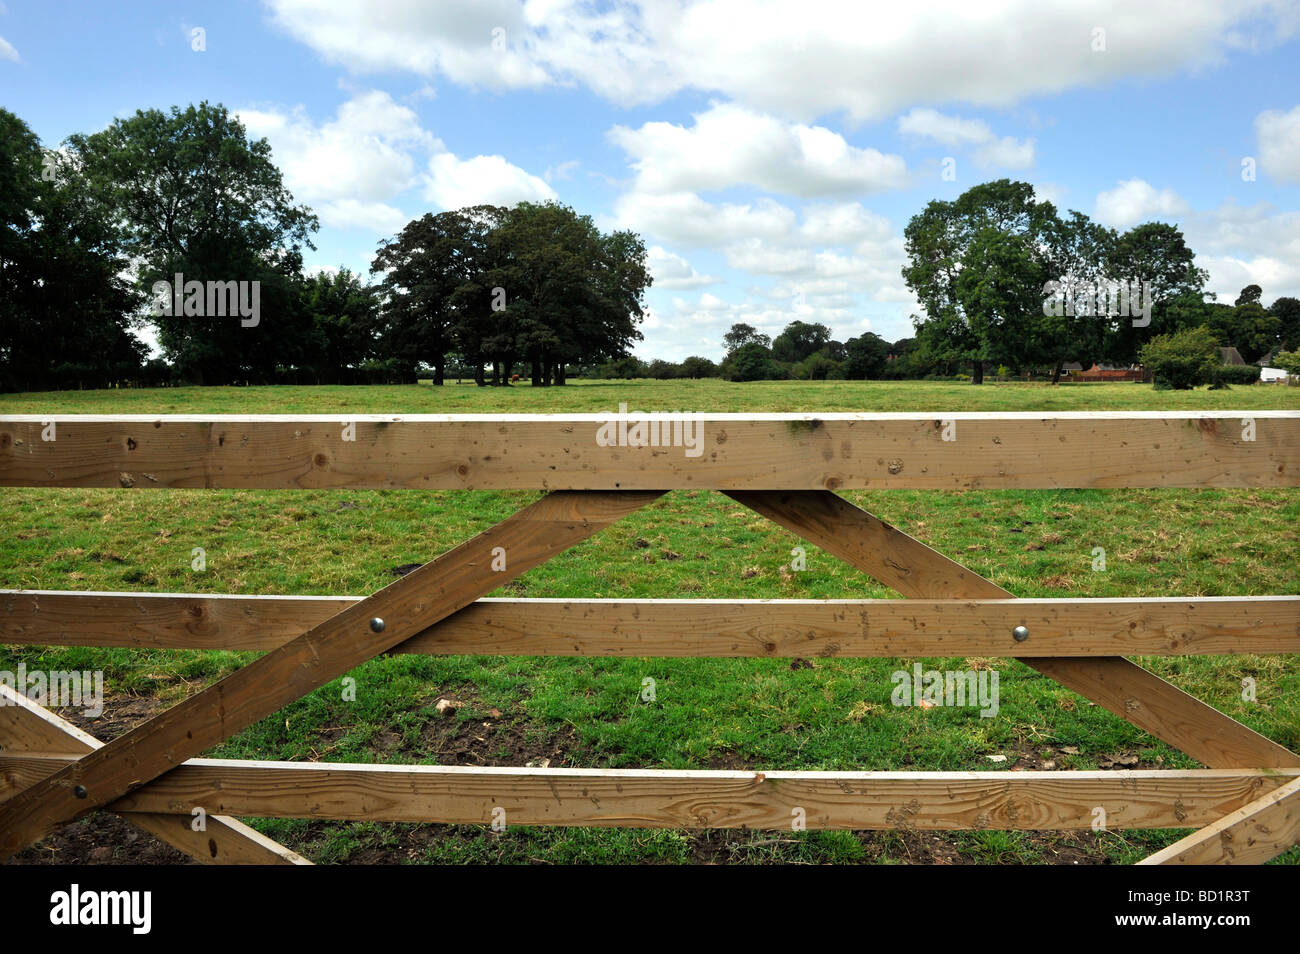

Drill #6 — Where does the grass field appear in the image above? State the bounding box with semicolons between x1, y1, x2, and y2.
2;379;1298;865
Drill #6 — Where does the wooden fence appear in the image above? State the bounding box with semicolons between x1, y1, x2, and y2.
0;411;1297;865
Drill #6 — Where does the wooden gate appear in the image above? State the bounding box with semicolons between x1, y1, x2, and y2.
1;411;1297;865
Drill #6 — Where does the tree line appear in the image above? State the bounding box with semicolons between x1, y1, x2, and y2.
0;103;650;391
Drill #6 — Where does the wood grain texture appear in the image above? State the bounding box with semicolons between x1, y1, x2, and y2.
0;489;662;859
3;590;1296;658
1137;776;1300;864
2;755;1292;831
727;490;1300;770
0;685;308;864
1;412;1295;489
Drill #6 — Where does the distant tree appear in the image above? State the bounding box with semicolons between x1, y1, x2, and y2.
298;268;379;383
1039;210;1114;382
67;102;319;384
1103;222;1208;364
726;342;780;381
679;355;719;378
771;320;832;364
903;179;1058;383
648;358;681;379
1272;350;1300;376
843;332;890;379
373;208;494;385
1204;299;1281;363
1269;297;1300;350
723;323;770;353
1235;284;1263;307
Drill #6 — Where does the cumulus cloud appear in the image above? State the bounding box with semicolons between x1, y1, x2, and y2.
1094;178;1191;228
609;103;908;196
611;190;798;247
896;107;1034;169
238;91;436;203
264;0;1293;121
1184;200;1300;301
423;153;556;209
647;246;719;289
1255;104;1300;183
238;90;555;227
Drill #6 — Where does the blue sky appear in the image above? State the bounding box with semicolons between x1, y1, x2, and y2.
2;0;1299;361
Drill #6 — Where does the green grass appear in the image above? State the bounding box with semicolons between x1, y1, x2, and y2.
2;378;1297;865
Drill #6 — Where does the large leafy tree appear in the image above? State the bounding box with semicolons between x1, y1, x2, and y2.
843;332;890;379
902;179;1058;383
372;208;497;384
478;201;648;385
66;102;318;384
1039;210;1115;382
1103;222;1208;364
1;109;144;391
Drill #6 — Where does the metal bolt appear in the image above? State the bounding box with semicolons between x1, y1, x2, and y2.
1012;625;1029;642
73;785;88;799
369;617;385;633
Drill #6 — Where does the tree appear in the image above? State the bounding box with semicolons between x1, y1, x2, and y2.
679;355;719;378
1039;210;1114;382
373;208;495;385
843;332;890;379
1272;350;1300;376
1139;325;1220;390
903;179;1058;383
771;321;831;364
465;201;648;385
1204;299;1281;364
725;342;780;381
1;109;144;391
1103;222;1208;365
67;102;319;384
1269;297;1300;351
723;323;770;353
1235;284;1263;307
298;268;379;383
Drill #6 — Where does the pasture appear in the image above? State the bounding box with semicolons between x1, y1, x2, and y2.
2;379;1297;865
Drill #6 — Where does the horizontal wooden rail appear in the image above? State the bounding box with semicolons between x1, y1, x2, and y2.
1;412;1296;490
3;591;1297;657
1;755;1294;830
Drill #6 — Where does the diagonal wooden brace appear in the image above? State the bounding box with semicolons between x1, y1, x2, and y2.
1137;775;1300;864
0;489;664;859
726;490;1300;771
0;684;309;864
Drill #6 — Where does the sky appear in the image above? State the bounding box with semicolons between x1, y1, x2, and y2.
2;0;1299;362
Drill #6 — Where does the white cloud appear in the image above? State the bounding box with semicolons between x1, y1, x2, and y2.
0;35;18;62
238;90;555;225
1255;104;1300;183
423;152;556;209
265;0;1294;121
609;103;908;197
315;199;409;234
1094;178;1191;228
647;246;719;289
237;91;436;203
612;190;798;247
897;107;1034;169
1183;200;1300;302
